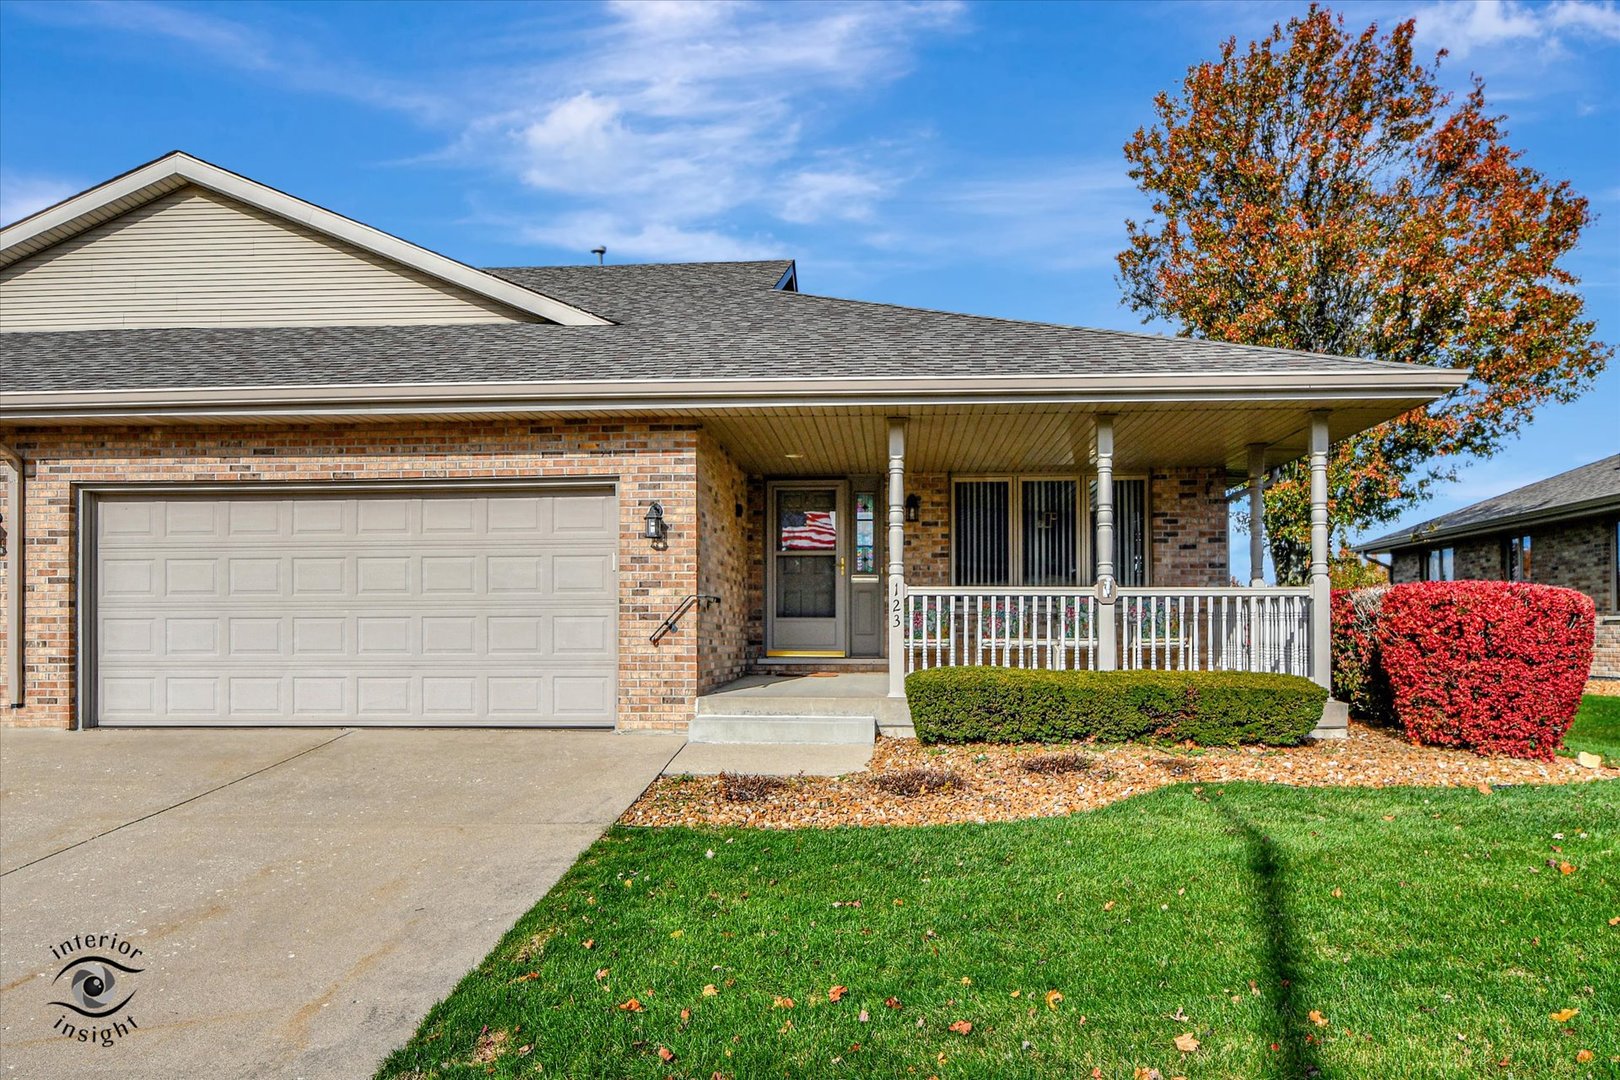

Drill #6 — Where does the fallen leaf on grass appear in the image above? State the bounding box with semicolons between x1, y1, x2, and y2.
582;939;595;950
961;976;972;986
858;1010;870;1022
680;1008;691;1023
885;996;903;1009
1308;1010;1329;1026
670;929;685;939
1134;1068;1164;1080
594;968;609;981
1010;990;1021;998
1477;783;1493;795
949;1020;973;1035
1610;916;1620;926
702;984;719;996
1174;1032;1201;1053
829;985;848;1003
1551;1008;1579;1023
1045;989;1064;1011
1104;900;1116;911
1560;862;1577;875
1576;1049;1594;1062
773;996;796;1009
658;1046;676;1062
617;998;644;1012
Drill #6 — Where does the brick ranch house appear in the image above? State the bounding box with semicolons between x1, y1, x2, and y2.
0;152;1465;734
1357;454;1620;679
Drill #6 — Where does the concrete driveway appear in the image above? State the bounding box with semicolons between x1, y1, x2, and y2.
0;727;681;1079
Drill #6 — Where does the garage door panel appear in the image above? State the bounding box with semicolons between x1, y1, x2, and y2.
95;491;618;727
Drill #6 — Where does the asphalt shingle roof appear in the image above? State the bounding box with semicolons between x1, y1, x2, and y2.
1357;454;1620;551
2;260;1442;393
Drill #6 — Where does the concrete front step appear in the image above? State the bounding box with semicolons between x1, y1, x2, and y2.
688;713;877;746
697;693;886;718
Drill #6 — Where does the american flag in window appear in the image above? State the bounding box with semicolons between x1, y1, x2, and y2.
780;509;837;551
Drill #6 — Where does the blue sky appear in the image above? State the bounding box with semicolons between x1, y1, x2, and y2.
2;0;1616;577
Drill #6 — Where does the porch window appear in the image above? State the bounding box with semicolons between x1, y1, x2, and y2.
950;477;1144;587
1090;478;1147;586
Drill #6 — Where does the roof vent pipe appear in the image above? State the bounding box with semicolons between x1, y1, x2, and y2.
590;245;606;266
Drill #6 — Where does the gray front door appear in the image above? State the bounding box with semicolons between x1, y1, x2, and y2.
90;489;618;727
766;481;848;656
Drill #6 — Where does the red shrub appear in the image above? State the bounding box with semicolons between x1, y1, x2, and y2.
1376;581;1594;759
1331;587;1395;724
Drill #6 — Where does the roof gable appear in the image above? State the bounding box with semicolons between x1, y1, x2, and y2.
0;151;608;328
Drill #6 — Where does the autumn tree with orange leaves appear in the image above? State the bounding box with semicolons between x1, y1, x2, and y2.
1118;6;1609;582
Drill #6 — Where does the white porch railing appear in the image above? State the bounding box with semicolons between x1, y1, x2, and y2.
904;586;1312;677
1116;587;1311;676
905;589;1098;672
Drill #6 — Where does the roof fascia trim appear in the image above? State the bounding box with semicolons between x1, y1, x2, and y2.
0;152;611;327
0;370;1467;421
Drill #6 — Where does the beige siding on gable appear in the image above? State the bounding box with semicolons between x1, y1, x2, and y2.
0;186;534;331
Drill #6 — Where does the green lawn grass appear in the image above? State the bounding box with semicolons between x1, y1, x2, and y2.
378;782;1619;1080
1562;695;1620;767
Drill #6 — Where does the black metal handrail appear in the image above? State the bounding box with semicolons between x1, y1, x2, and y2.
649;593;721;644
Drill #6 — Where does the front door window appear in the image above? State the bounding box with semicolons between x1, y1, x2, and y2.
776;489;838;618
767;483;848;655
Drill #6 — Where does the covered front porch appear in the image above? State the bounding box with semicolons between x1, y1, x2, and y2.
695;398;1354;733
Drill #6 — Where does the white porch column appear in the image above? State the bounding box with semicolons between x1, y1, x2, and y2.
1308;412;1332;688
886;418;907;698
1094;415;1117;671
1247;443;1267;588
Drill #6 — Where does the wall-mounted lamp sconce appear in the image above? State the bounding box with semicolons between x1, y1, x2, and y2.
643;502;669;548
904;494;921;523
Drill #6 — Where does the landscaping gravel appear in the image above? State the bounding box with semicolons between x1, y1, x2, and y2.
623;722;1617;829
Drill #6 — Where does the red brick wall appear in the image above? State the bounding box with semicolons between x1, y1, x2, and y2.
696;433;751;691
903;473;952;587
1595;619;1620;680
1149;468;1229;587
0;421;704;731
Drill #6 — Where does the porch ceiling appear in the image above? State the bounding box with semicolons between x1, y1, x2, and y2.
703;400;1423;480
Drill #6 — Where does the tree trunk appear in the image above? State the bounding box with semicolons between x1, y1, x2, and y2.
1269;532;1311;586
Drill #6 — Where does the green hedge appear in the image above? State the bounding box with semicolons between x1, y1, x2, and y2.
905;668;1327;746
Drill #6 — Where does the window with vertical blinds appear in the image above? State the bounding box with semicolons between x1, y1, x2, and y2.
953;480;1011;585
1021;479;1077;585
1088;478;1147;586
951;477;1137;587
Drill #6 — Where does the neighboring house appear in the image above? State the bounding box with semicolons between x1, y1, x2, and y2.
0;152;1465;732
1357;455;1620;679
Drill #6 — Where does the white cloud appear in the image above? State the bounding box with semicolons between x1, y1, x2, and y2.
0;171;84;226
777;169;889;225
519;210;783;262
454;1;963;250
1412;0;1620;58
10;0;449;120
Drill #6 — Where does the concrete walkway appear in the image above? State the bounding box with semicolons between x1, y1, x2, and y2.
0;727;681;1079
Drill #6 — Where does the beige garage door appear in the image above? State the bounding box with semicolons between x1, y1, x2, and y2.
91;490;618;727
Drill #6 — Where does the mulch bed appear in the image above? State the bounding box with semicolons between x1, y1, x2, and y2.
1586;678;1620;697
622;722;1617;830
